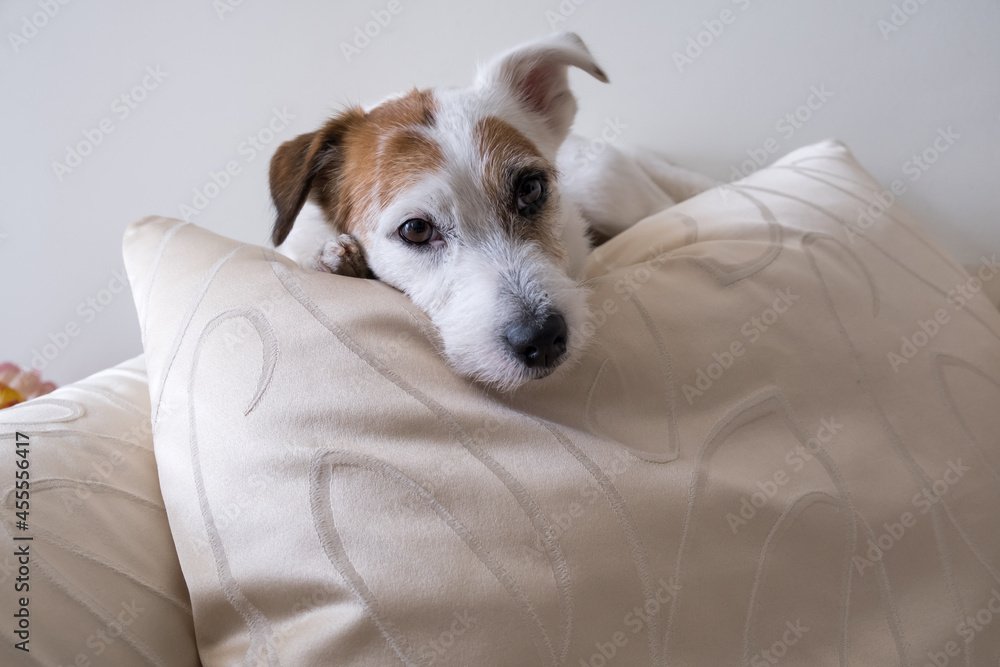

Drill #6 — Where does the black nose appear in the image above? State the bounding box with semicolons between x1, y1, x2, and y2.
506;313;568;369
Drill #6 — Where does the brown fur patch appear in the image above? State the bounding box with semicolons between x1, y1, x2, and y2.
330;89;443;238
475;116;544;200
272;109;367;244
474;116;565;262
271;88;443;245
269;108;367;246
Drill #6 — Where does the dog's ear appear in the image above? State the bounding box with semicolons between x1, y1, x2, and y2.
268;110;363;247
475;31;608;143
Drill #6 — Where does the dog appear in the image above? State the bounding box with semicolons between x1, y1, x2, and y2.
269;32;716;390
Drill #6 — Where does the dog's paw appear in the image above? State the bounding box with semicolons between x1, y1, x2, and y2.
317;234;369;277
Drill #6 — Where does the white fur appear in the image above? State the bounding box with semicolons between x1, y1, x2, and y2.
558;135;717;237
277;201;334;271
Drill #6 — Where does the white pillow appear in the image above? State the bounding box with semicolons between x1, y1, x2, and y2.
125;139;1000;665
0;356;199;666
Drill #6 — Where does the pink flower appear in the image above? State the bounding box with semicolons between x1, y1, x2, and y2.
0;362;57;409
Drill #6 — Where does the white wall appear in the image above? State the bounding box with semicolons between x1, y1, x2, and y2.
2;0;998;385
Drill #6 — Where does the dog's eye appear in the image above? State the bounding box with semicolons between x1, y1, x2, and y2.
516;176;545;217
398;218;436;245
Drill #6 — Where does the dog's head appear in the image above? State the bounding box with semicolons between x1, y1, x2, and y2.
269;32;608;390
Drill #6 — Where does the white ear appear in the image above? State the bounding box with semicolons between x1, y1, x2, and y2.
475;32;608;142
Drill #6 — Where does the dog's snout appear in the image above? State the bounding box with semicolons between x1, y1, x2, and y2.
506;313;568;369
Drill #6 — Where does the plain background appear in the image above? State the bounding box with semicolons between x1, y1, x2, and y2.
2;0;998;385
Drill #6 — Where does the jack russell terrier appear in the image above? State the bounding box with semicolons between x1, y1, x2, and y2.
269;32;716;390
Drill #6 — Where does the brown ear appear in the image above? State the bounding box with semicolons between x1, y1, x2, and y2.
268;110;363;247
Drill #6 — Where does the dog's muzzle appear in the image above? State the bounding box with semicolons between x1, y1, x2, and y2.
505;312;568;371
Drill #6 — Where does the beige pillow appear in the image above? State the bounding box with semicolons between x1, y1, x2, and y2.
0;356;199;666
125;139;1000;666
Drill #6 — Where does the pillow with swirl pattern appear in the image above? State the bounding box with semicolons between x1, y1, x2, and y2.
0;357;199;667
125;139;1000;666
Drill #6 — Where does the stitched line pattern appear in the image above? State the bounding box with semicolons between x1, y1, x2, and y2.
150;244;246;430
0;398;85;425
310;450;560;667
268;257;573;666
186;307;281;667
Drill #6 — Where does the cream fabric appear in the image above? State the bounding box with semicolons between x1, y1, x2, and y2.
0;356;199;666
125;139;1000;666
